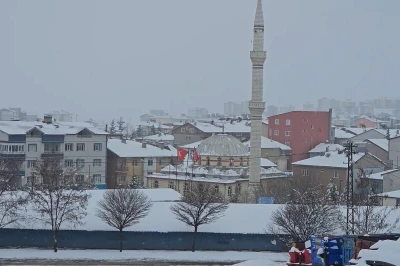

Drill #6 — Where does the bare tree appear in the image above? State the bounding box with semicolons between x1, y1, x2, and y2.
171;183;228;252
96;189;152;252
339;169;400;235
29;157;90;252
0;158;27;228
268;183;341;243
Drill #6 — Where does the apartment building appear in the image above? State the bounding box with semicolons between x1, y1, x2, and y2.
0;115;108;187
267;110;332;163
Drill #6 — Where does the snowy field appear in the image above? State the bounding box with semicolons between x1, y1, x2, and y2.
0;249;287;265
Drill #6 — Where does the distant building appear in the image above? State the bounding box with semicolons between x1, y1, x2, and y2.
149;109;168;117
0;108;36;121
223;101;249;116
50;110;73;122
359;101;374;115
187;107;209;119
265;105;278;117
317;97;340;111
279;105;295;114
303;102;315;111
354;115;385;129
267;110;332;163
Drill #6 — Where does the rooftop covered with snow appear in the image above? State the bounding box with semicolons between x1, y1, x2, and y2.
367;169;399;180
309;143;344;153
292;151;364;168
243;136;291;151
365;138;389;151
107;139;175;158
197;134;249;157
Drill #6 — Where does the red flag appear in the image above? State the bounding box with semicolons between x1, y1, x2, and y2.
177;148;188;160
193;148;199;162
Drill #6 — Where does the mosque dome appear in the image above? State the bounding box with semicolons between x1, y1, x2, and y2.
197;134;249;157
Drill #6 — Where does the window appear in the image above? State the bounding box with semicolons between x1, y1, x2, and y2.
93;159;101;167
181;127;186;133
44;143;59;153
236;183;241;193
65;143;73;152
236;133;242;136
285;142;291;147
229;157;234;167
275;119;279;125
168;181;174;189
147;171;153;175
117;175;126;184
77;143;85;151
240;157;243;166
76;159;85;168
153;180;159;188
184;182;189;192
93;143;102;151
285;131;291;136
206;157;210;166
148;159;153;166
311;125;314;129
302;169;309;176
286;119;291;125
332;171;339;178
64;159;74;167
76;175;84;184
228;186;232;196
93;174;102;184
214;185;219;193
189;128;195;133
27;160;36;168
274;130;279;136
119;159;126;168
133;160;138;166
217;157;222;166
28;144;37;152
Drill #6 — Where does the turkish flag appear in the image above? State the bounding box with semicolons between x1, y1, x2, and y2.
177;148;188;160
193;148;199;162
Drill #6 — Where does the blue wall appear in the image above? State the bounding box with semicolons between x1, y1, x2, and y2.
42;135;64;143
8;135;26;143
0;229;286;251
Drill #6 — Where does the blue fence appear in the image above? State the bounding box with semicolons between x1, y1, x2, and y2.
0;229;287;251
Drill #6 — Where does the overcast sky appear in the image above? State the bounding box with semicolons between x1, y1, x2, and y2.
1;0;399;123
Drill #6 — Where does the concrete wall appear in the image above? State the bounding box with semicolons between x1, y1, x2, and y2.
0;229;286;252
292;165;348;191
383;169;400;192
366;142;389;168
350;130;384;142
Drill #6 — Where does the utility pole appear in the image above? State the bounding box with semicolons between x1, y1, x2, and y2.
344;141;357;235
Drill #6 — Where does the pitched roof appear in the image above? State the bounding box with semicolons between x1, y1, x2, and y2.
180;140;203;149
260;158;276;168
368;169;399;180
334;128;356;139
140;134;174;141
243;136;292;151
107;139;175;158
366;139;389;152
309;143;344;153
292;151;364;168
0;121;108;135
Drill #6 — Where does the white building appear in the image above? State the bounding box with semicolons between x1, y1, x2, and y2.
0;115;108;187
50;110;73;122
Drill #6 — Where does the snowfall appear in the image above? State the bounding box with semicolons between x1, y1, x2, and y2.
0;249;287;264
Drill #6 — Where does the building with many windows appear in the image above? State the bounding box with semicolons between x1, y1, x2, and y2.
0;115;108;187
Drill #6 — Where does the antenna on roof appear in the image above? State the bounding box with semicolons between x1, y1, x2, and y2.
222;124;225;133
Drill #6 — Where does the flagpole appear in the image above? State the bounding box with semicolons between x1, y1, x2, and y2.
175;150;178;191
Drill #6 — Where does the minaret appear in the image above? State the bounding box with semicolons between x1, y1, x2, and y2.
248;0;266;199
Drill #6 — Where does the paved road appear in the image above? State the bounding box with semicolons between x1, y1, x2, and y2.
0;260;237;266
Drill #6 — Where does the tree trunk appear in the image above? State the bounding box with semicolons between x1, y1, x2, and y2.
119;228;123;252
191;226;198;252
53;229;58;253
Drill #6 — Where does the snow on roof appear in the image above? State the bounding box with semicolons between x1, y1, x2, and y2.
292;151;364;168
260;158;277;168
166;145;177;155
334;128;356;139
141;133;174;141
366;138;389;151
197;134;249;157
244;137;292;151
180;140;203;149
367;169;399;180
107;139;175;158
342;127;371;135
375;129;400;138
160;164;176;172
309;143;344;153
192;121;250;134
0;121;108;135
357;115;385;123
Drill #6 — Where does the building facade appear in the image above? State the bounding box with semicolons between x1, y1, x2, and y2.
0;117;108;187
267;110;332;162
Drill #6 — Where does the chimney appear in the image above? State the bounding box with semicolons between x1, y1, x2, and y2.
43;114;52;124
157;142;164;150
325;146;329;152
142;142;147;148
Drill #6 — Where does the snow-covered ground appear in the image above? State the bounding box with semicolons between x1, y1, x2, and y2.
232;259;278;266
0;249;287;264
350;238;400;265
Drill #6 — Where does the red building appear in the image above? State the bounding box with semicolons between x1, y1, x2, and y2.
267;109;332;164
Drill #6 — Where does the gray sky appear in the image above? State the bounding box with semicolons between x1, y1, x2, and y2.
1;0;399;123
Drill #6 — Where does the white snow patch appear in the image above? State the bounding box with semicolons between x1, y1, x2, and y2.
0;249;287;263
